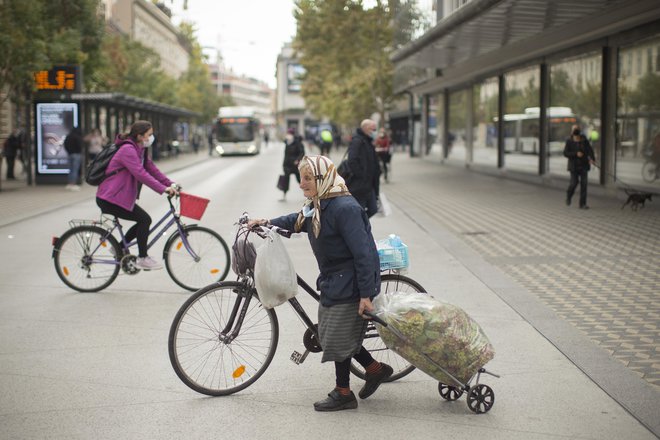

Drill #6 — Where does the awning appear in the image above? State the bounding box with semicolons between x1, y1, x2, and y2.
70;92;199;118
392;0;660;93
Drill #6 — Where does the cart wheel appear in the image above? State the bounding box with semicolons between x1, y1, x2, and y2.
467;384;494;414
438;382;463;401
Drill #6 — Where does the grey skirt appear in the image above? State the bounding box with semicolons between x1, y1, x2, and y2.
318;302;368;363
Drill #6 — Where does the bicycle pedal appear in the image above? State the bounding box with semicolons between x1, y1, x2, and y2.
290;349;310;365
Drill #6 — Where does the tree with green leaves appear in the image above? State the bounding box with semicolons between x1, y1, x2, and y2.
293;0;393;128
0;0;103;105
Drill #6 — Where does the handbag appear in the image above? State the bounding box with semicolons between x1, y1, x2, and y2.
277;174;289;192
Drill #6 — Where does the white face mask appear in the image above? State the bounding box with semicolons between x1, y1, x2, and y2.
143;134;155;147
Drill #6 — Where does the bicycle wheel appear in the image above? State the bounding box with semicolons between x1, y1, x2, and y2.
163;225;231;291
53;225;121;292
641;161;658;183
350;273;427;381
168;281;279;396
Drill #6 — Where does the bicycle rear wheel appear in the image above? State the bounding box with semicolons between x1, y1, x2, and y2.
164;225;231;291
53;225;121;292
350;273;426;381
641;161;658;183
168;281;279;396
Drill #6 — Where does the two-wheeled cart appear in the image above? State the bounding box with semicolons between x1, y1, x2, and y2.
366;311;499;414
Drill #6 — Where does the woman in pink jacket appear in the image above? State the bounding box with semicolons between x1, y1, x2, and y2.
96;120;177;270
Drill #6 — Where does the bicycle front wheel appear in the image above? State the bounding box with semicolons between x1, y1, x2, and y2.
641;161;658;183
350;273;427;381
164;225;231;291
53;225;121;292
168;281;279;396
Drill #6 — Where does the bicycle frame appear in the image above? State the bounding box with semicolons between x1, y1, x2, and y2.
99;197;201;262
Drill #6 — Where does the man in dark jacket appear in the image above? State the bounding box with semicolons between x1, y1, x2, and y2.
346;119;381;217
564;125;595;209
64;127;83;190
3;128;23;180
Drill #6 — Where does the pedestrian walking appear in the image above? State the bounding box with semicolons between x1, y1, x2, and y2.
280;128;305;200
346;119;381;217
84;128;105;162
3;128;23;180
249;155;392;411
64;127;83;190
319;128;333;156
95;120;178;270
564;125;596;209
374;128;392;183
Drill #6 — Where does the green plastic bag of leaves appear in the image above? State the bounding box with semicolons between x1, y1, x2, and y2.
373;291;495;385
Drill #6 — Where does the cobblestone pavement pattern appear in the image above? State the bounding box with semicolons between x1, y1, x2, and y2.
386;163;660;388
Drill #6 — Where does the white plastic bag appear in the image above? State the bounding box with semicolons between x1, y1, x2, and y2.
254;229;298;309
377;192;392;217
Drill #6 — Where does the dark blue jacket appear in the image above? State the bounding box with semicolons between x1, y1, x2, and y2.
270;196;380;307
346;128;380;200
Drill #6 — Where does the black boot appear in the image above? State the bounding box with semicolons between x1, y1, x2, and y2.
358;363;393;399
313;389;358;412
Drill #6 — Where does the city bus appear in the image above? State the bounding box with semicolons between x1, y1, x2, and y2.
212;106;262;156
495;107;578;155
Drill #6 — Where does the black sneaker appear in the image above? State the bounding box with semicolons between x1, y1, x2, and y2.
580;205;590;210
313;389;358;412
565;197;571;206
358;363;393;399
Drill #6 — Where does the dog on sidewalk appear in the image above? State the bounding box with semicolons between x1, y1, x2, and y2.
621;190;653;211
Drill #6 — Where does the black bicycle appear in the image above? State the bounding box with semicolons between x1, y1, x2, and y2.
168;214;426;396
52;192;230;292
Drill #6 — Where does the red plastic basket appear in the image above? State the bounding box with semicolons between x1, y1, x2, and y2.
179;192;210;220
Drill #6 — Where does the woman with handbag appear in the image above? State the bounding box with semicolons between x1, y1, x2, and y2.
251;155;392;412
279;128;305;200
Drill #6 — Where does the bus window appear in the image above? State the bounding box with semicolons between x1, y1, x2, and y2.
216;119;255;142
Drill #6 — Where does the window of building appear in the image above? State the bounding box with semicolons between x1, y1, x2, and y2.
548;51;602;182
503;65;540;174
472;77;499;167
616;34;660;188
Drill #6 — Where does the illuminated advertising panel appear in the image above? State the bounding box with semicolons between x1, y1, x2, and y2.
35;103;78;175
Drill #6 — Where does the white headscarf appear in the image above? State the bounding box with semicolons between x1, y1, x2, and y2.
294;155;351;237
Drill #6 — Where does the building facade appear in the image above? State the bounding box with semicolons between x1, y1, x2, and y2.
275;42;315;138
105;0;190;79
392;0;660;191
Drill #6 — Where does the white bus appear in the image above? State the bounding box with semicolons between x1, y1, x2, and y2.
495;107;578;155
213;106;262;156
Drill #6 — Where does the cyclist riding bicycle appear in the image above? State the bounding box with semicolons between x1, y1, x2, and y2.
249;155;393;412
96;120;177;271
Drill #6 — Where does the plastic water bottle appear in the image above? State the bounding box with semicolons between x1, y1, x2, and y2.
389;234;401;247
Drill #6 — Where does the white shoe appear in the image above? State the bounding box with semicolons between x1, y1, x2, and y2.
136;256;163;270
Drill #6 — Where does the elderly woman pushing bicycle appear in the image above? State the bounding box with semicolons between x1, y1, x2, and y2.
249;155;393;412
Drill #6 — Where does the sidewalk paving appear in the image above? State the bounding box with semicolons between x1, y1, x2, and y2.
0;146;658;439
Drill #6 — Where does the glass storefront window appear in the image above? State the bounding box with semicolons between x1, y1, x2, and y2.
617;34;660;188
502;66;540;173
447;88;467;164
548;52;602;183
426;93;444;160
472;77;499;167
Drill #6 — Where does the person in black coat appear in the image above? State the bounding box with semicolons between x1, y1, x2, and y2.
281;128;305;200
564;125;596;209
64;127;84;190
3;128;23;180
250;155;392;412
346;119;381;217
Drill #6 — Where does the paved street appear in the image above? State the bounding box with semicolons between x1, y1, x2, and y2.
0;144;658;439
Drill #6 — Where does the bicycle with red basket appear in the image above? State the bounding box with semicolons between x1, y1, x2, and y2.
52;190;230;292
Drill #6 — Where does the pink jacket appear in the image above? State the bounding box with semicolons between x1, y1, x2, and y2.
96;137;173;211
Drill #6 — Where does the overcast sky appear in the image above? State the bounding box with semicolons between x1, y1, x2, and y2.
170;0;298;89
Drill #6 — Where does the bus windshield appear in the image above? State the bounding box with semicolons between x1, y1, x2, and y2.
216;118;255;142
